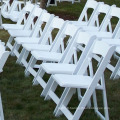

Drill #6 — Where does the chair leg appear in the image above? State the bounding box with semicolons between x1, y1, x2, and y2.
45;79;58;100
55;88;76;116
16;48;26;64
20;50;30;68
25;56;37;77
33;67;46;87
6;36;14;50
10;42;20;56
110;58;120;79
41;76;53;97
102;78;109;120
93;91;99;113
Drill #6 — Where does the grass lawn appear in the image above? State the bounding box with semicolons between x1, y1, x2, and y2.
0;0;120;120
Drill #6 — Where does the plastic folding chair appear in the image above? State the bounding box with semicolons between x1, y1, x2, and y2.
6;7;45;51
59;0;80;4
13;17;65;65
0;41;9;73
47;0;57;7
44;40;115;120
0;93;4;120
1;0;25;22
2;2;35;30
70;0;100;26
85;6;120;79
32;31;96;92
23;5;118;77
15;2;110;67
24;23;79;77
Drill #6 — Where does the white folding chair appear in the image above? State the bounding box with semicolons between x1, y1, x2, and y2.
2;2;35;30
70;0;100;26
86;6;120;79
47;0;57;7
0;93;4;120
24;23;79;77
13;17;65;65
15;3;110;68
23;5;118;77
6;7;45;51
44;40;115;120
10;11;55;57
1;0;25;22
0;41;9;73
59;0;80;4
33;31;96;91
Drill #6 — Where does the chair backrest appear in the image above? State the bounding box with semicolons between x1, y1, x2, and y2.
88;3;111;28
23;7;44;30
31;12;55;37
74;40;115;77
78;0;99;24
99;6;120;34
1;0;16;13
38;17;66;46
60;31;97;64
17;2;35;25
50;23;78;54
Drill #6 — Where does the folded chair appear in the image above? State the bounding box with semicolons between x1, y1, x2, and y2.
1;0;25;22
24;23;79;77
6;7;45;51
13;17;65;65
10;12;55;57
2;2;35;30
44;40;115;120
0;41;10;73
0;94;4;120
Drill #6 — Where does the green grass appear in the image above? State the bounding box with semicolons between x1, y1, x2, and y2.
0;0;120;120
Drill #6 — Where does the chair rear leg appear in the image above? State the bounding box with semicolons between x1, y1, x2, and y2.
11;42;20;56
16;48;26;64
110;58;120;79
25;56;37;77
33;67;46;87
6;36;14;51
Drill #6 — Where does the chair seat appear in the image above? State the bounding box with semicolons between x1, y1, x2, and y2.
41;63;76;74
31;51;62;61
8;30;32;37
100;39;120;54
2;11;20;21
88;31;112;38
70;21;88;26
2;24;24;30
82;26;99;31
102;38;120;45
53;74;101;88
9;11;21;22
2;11;10;19
23;44;51;51
15;37;40;44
